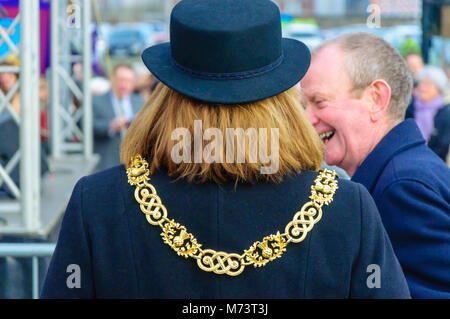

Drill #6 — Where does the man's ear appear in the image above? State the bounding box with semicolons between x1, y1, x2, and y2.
366;79;391;122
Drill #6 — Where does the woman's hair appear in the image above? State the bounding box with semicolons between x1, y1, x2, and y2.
121;83;323;184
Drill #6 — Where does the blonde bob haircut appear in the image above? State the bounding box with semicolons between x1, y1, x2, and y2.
121;83;323;184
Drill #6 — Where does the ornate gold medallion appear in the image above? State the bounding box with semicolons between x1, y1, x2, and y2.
161;219;201;258
244;232;287;267
127;155;338;276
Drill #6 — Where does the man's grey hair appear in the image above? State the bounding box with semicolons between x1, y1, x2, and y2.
315;32;414;121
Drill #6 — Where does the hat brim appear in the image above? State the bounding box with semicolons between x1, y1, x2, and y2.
141;38;310;104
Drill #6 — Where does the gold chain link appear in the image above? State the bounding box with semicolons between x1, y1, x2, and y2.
127;155;339;276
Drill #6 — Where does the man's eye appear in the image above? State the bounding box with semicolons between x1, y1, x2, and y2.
316;100;326;107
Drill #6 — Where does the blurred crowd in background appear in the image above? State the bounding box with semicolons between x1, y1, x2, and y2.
75;0;450;167
0;0;449;191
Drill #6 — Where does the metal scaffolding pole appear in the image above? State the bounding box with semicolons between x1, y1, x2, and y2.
50;0;92;160
82;0;93;159
0;7;26;228
50;0;61;159
19;0;41;231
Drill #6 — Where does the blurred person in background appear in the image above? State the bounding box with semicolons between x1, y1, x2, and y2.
0;63;20;118
93;63;145;172
39;75;49;155
404;52;423;125
41;0;409;299
444;65;450;104
301;32;450;298
405;53;424;79
406;66;450;162
0;64;48;197
72;62;83;88
133;63;159;101
0;64;21;197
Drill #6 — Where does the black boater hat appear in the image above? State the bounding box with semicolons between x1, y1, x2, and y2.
141;0;311;104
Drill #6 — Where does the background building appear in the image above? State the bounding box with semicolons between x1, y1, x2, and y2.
274;0;420;18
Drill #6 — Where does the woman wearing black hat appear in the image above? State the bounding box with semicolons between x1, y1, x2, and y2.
41;0;409;298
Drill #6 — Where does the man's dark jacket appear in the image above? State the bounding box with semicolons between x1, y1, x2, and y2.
353;119;450;298
41;165;409;298
92;92;144;172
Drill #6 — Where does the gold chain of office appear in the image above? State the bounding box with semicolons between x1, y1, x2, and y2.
127;155;339;276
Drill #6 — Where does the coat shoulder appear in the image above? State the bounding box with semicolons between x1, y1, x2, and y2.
82;164;127;188
76;165;128;213
379;144;450;195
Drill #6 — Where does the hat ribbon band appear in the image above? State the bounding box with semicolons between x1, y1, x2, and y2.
171;53;284;80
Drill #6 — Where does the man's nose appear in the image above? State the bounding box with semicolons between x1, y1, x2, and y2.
305;106;319;126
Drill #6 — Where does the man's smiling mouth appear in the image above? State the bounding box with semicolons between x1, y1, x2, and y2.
319;130;335;143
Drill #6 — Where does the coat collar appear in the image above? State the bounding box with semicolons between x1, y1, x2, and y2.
352;119;425;192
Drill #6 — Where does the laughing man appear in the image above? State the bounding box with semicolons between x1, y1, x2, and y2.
301;32;450;298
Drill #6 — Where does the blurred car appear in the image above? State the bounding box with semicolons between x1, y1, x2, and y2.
107;22;168;57
282;23;323;50
108;26;149;57
132;21;168;46
147;21;168;45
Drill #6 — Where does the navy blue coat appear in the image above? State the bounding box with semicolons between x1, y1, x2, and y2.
41;165;409;298
352;119;450;298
